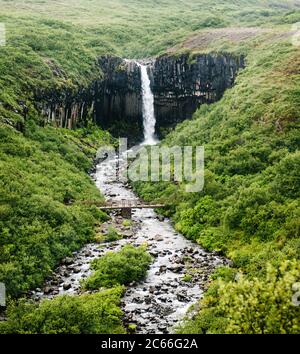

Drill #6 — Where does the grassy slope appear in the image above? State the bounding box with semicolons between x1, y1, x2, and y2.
0;122;112;297
0;0;300;333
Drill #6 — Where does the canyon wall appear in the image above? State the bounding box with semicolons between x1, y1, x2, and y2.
35;87;94;129
151;53;245;132
95;53;244;140
35;52;244;141
94;56;143;141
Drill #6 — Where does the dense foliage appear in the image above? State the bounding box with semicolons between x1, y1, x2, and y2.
84;245;152;289
0;121;111;297
0;287;125;334
177;261;300;334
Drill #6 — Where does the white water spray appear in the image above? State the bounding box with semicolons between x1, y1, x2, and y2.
137;62;157;145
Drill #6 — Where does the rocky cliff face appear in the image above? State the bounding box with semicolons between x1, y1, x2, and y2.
95;56;143;141
150;53;245;133
36;89;94;129
95;53;244;141
35;53;244;141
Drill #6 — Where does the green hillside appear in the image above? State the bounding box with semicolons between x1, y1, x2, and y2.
0;0;300;334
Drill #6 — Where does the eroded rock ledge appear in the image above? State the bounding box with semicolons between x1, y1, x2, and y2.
151;53;245;133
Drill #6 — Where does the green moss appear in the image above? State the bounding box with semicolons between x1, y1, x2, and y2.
182;274;193;282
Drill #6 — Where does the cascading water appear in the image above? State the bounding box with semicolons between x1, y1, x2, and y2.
137;63;157;145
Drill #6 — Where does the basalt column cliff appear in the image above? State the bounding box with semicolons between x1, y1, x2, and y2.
151;53;245;134
95;53;245;141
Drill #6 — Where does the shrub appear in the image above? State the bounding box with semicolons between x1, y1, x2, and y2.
105;227;122;242
0;287;125;334
178;261;300;334
84;245;152;289
0;123;111;297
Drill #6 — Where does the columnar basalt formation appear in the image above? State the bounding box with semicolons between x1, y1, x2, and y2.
95;56;143;140
36;87;95;129
150;53;245;133
95;53;244;140
35;53;244;140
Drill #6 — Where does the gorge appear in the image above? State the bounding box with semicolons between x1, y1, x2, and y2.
37;52;245;142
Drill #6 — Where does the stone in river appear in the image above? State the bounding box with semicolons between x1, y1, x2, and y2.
63;283;71;290
63;257;73;265
44;286;53;294
154;235;163;241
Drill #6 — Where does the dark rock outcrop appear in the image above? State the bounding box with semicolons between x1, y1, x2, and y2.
95;56;143;142
35;53;244;141
35;86;95;129
150;53;245;135
95;53;244;141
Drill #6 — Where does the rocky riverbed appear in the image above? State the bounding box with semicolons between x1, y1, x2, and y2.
30;153;230;334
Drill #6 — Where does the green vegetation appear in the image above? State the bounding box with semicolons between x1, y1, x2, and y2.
177;261;300;334
84;245;152;289
133;35;300;332
122;219;132;227
0;121;112;297
0;287;125;334
105;226;123;242
182;274;193;282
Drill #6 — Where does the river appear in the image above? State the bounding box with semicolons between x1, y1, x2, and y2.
30;151;228;334
30;62;229;334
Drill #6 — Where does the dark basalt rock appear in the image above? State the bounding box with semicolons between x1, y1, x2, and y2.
150;53;245;136
95;53;244;141
35;53;244;142
95;56;143;143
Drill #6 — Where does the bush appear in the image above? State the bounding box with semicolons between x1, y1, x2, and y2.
105;227;122;242
0;287;125;334
0;123;111;297
84;245;152;289
178;261;300;334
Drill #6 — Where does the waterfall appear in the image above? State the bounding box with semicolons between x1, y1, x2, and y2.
137;63;157;145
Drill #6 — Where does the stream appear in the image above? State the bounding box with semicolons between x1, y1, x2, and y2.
30;62;229;334
30;152;229;334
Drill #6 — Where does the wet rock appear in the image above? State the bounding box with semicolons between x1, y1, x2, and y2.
122;231;134;238
63;283;71;290
159;266;166;273
44;287;53;295
149;251;159;257
145;297;152;304
133;297;143;304
226;260;234;267
177;293;187;302
154;235;164;241
149;286;155;293
63;257;73;265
